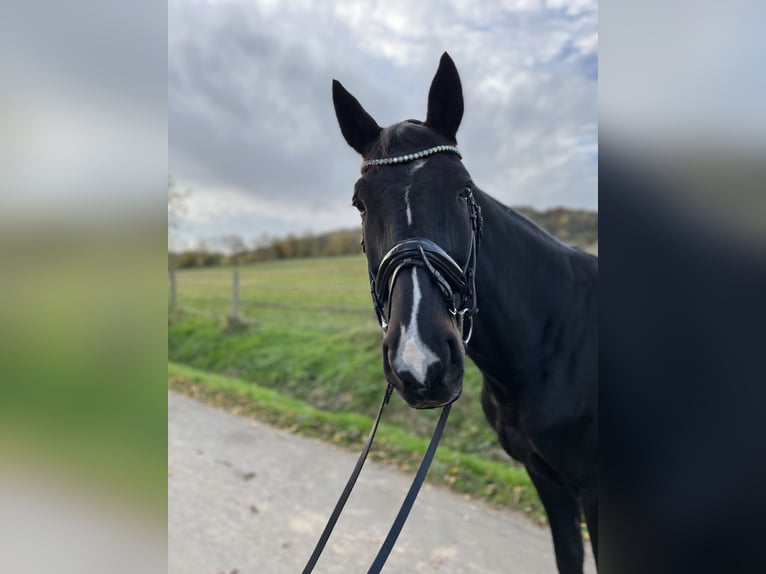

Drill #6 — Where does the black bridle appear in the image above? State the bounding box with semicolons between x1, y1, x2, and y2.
367;186;483;345
302;152;483;573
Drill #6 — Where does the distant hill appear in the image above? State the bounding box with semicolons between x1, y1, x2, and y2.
515;206;598;248
169;206;597;269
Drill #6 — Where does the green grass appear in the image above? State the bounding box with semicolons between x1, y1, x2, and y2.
169;362;544;522
1;242;167;518
168;255;542;518
169;255;509;458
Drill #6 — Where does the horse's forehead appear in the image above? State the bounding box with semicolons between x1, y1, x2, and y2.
360;121;468;195
365;163;438;196
361;161;466;201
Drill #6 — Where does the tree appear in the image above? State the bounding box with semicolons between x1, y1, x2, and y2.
167;175;191;230
168;174;192;313
221;234;248;266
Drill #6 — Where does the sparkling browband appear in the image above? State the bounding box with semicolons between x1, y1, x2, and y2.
362;145;462;171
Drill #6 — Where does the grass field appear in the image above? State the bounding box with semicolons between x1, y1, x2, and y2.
168;254;542;515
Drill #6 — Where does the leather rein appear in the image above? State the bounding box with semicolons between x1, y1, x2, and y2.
302;149;482;573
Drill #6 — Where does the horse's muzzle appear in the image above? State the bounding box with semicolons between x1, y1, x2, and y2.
382;335;464;409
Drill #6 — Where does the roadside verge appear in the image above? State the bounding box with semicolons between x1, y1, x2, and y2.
168;361;544;523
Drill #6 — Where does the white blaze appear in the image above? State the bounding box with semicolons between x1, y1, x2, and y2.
404;159;426;228
393;268;439;385
404;185;413;225
410;159;426;174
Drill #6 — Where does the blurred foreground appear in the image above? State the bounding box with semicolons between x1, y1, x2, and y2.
0;233;167;574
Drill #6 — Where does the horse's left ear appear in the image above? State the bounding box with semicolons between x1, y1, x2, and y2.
425;52;464;143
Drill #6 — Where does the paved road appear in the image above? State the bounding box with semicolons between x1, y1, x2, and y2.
169;391;596;573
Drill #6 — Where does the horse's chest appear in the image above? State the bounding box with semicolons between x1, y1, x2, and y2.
480;383;535;463
480;376;596;489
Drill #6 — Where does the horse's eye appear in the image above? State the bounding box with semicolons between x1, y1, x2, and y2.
459;186;472;199
352;200;366;214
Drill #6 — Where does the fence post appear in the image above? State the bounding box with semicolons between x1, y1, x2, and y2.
169;268;177;312
231;266;240;322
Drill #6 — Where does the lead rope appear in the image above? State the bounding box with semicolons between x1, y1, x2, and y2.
301;384;393;574
301;387;452;573
367;403;451;573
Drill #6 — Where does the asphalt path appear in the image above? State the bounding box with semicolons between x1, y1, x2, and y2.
168;391;596;573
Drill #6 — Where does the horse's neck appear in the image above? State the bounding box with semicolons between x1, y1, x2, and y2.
467;191;593;392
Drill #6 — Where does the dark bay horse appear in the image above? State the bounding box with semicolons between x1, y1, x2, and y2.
332;53;598;573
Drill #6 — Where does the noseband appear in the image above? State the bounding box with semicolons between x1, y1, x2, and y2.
363;158;483;345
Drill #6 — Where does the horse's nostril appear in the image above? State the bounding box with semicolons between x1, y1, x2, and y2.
402;359;449;391
446;335;464;368
428;361;446;385
395;368;429;391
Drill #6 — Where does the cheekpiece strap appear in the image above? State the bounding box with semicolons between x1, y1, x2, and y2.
362;145;461;172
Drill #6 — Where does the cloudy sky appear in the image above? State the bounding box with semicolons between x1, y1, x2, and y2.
169;0;597;248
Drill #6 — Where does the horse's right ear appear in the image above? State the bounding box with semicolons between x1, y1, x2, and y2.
332;80;382;156
425;52;463;143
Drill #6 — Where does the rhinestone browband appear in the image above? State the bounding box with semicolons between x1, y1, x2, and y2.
361;145;462;171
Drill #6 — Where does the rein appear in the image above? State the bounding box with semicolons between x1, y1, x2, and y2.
301;145;481;572
301;385;451;574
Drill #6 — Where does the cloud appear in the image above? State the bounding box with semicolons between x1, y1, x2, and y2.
1;0;166;224
169;0;597;241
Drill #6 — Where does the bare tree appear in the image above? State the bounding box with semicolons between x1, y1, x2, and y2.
168;175;192;313
168;175;191;230
221;234;248;265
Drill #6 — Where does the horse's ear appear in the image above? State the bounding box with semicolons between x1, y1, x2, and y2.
332;80;382;156
425;52;464;143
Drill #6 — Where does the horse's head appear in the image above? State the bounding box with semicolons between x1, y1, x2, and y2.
333;53;481;409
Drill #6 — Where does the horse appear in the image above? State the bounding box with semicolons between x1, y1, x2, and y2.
332;52;598;573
